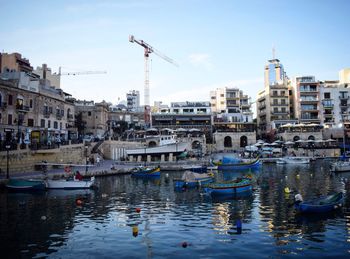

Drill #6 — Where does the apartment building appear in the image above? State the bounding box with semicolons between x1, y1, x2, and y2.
0;53;76;147
257;58;293;138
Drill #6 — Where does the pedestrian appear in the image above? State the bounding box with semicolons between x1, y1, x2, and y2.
96;156;100;166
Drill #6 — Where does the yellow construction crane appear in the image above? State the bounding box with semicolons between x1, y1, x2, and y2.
129;35;178;127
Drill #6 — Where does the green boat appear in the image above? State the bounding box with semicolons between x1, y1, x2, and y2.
6;179;46;191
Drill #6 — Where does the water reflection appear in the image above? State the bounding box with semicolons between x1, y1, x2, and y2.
0;160;349;258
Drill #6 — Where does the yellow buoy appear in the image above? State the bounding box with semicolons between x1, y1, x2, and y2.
284;187;291;193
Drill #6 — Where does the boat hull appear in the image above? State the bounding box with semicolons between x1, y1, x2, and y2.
46;177;95;189
277;157;310;164
175;177;213;189
218;159;261;170
204;179;252;196
331;161;350;172
131;167;161;177
295;193;344;213
6;179;46;191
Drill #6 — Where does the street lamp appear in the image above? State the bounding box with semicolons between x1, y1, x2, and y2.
5;144;10;179
85;145;88;174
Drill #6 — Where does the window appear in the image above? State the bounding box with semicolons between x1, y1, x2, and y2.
273;99;278;105
40;119;45;128
88;111;92;116
54;121;58;129
8;95;13;105
324;93;331;99
48;120;51;128
281;99;286;105
8;114;12;125
30;99;33;108
281;91;285;96
281;107;286;113
28;119;34;127
274;107;278;113
273;91;278;96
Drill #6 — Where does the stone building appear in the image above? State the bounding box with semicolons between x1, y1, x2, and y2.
0;53;76;147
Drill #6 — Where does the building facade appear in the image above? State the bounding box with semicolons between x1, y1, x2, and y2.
257;58;292;139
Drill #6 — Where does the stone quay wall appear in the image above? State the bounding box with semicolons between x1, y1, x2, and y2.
0;144;86;175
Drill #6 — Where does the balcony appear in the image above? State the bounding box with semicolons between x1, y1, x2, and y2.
271;94;288;98
270;84;288;89
16;105;30;112
270;102;288;106
299;86;318;93
56;114;62;120
258;103;266;110
43;111;50;118
271;111;288;115
300;98;319;103
339;95;349;100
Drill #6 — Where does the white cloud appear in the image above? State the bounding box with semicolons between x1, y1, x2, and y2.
188;53;213;70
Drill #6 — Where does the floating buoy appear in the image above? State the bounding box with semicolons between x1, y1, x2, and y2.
182;242;188;248
132;226;139;237
296;174;300;179
41;216;47;221
76;199;83;206
165;173;169;178
101;193;108;198
284;187;291;193
135;208;141;213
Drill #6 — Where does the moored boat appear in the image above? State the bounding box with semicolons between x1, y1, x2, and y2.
276;157;310;164
295;192;344;213
6;179;46;191
203;177;252;196
46;177;95;189
214;157;261;170
131;166;161;177
330;160;350;172
174;170;214;188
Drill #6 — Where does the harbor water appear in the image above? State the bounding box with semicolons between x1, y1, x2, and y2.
1;159;350;258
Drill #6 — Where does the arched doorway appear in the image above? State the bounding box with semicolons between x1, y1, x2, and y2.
293;136;300;142
308;135;315;140
240;136;248;148
148;141;157;147
224;136;232;148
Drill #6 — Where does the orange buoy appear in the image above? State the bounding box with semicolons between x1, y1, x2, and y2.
76;199;83;206
135;208;141;213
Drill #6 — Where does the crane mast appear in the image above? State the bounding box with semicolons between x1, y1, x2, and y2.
129;35;177;127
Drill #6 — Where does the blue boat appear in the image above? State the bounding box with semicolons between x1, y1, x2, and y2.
295;192;344;213
6;179;46;191
204;177;252;196
131;166;161;177
214;157;261;170
174;171;214;189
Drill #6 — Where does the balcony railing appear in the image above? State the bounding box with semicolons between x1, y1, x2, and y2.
270;102;288;106
16;105;30;112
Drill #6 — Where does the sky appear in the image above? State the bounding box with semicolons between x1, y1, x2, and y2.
1;0;349;108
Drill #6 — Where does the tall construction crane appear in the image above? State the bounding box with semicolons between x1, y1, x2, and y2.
129;35;178;127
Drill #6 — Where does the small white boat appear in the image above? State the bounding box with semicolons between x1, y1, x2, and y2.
331;160;350;172
276;157;310;164
46;177;95;189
